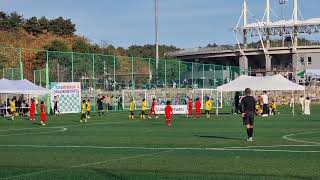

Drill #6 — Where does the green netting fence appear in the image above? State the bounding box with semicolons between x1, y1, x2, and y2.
0;46;248;90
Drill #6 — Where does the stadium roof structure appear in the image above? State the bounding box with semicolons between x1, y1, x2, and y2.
217;74;305;92
241;18;320;36
0;79;49;95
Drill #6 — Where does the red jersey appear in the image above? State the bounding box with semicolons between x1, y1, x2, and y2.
30;102;36;111
40;104;46;113
165;105;173;119
188;100;193;108
151;101;156;110
195;101;201;111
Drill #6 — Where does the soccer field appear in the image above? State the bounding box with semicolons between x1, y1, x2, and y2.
0;109;319;180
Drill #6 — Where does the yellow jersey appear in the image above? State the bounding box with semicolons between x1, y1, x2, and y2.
10;100;16;112
81;103;87;113
129;101;135;111
86;102;91;111
141;101;147;111
205;100;212;111
271;102;277;110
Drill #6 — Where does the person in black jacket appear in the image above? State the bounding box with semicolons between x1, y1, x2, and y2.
234;92;240;114
240;88;255;142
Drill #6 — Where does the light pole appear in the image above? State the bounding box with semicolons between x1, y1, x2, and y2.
279;0;287;47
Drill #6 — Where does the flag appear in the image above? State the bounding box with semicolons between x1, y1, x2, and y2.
297;70;305;77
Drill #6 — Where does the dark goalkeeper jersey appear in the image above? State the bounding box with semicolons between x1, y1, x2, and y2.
240;96;255;113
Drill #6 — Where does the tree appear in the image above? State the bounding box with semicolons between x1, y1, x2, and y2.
72;39;94;53
38;16;49;32
24;17;42;35
48;17;76;36
7;12;24;31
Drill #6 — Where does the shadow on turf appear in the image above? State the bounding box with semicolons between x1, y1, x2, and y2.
195;135;243;141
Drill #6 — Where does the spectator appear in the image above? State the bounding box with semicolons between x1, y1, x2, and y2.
261;91;269;117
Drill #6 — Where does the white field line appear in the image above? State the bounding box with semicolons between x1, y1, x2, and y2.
0;144;319;153
282;131;320;145
0;150;174;180
0;128;67;137
0;121;132;137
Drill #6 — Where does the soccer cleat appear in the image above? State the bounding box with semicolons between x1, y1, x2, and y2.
85;119;87;123
80;120;83;123
148;116;152;119
246;137;253;142
155;116;158;119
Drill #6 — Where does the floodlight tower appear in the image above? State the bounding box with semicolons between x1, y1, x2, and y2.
279;0;287;20
279;0;287;47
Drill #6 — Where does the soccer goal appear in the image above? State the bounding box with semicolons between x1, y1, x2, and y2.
191;89;223;109
122;89;148;110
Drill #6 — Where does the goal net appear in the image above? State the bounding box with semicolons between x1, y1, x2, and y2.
122;88;223;110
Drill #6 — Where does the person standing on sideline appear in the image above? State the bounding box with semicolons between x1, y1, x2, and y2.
53;96;60;116
261;91;269;117
105;95;111;112
304;97;311;115
299;96;305;113
240;88;256;142
234;92;240;114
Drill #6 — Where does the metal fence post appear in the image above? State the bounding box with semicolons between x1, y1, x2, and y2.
164;59;167;87
46;50;50;113
18;48;23;80
192;62;194;86
202;64;205;88
113;55;116;91
178;61;181;88
148;58;151;86
92;54;96;112
71;52;74;82
131;57;134;89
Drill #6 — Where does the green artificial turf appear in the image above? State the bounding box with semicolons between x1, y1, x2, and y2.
0;107;319;180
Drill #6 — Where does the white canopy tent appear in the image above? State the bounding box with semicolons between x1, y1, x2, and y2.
217;75;305;115
0;79;50;116
217;74;305;92
0;79;49;95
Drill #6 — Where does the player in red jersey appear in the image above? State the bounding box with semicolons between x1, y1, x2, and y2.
149;98;158;119
40;101;47;126
29;99;36;121
187;97;193;118
165;101;173;127
194;98;202;119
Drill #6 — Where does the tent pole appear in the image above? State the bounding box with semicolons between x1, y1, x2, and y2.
5;94;8;116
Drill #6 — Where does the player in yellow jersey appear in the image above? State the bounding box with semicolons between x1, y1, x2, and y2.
10;97;16;120
129;98;135;119
80;100;87;123
86;99;91;119
205;97;212;120
140;99;147;119
270;100;277;115
255;101;262;116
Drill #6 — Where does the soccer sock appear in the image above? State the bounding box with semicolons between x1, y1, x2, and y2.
246;128;250;138
250;128;254;138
